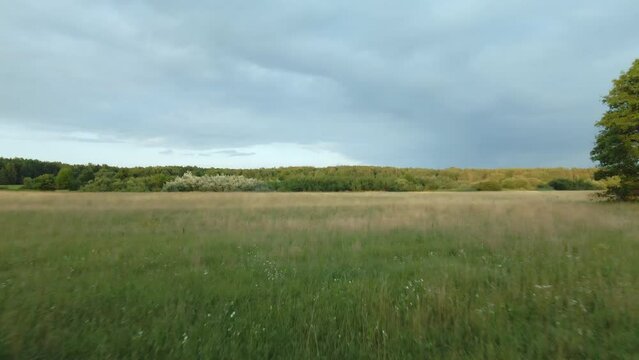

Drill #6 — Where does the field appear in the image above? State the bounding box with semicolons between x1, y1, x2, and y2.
0;192;638;359
0;185;23;191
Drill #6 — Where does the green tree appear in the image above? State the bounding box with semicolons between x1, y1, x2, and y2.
591;59;639;200
0;163;18;184
55;166;73;190
25;174;56;191
80;169;117;191
77;166;97;185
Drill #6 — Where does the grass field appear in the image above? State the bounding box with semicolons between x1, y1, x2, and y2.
0;185;23;191
0;192;638;359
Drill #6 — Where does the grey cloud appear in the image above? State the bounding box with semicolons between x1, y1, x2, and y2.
210;150;256;157
1;0;638;167
195;150;256;157
58;132;125;144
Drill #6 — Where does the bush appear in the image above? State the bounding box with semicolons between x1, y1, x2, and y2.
548;178;572;190
24;174;56;191
391;178;414;191
81;169;117;192
55;166;74;190
536;183;554;191
419;176;458;191
501;177;531;190
596;176;621;191
473;180;502;191
547;178;602;191
162;172;268;192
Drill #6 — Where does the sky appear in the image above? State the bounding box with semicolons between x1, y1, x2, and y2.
1;1;638;168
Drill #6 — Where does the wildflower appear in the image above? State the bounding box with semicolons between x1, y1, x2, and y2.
534;284;552;289
162;172;267;192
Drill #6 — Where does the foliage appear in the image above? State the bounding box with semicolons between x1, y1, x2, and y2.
591;59;639;200
0;158;61;185
23;174;56;191
79;170;170;192
55;166;75;190
500;176;534;190
162;172;268;192
0;157;602;192
0;162;18;184
77;166;97;185
80;169;118;192
547;178;602;191
596;175;621;190
473;180;502;191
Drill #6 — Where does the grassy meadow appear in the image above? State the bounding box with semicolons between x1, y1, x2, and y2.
0;191;638;359
0;185;23;191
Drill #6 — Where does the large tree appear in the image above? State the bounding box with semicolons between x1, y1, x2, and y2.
591;59;639;200
55;166;74;190
0;162;18;184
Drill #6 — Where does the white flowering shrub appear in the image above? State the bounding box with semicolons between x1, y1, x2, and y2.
162;172;268;192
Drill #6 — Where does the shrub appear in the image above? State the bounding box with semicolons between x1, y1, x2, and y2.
547;178;602;191
501;177;531;190
536;183;554;191
548;178;572;190
473;180;502;191
55;166;74;190
597;176;621;190
391;178;413;191
81;169;117;192
162;172;268;192
24;174;56;191
22;177;34;189
121;178;149;192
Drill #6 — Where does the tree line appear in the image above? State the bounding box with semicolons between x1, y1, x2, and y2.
0;157;602;192
1;60;637;196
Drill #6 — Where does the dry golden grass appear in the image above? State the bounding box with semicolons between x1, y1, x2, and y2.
1;191;633;235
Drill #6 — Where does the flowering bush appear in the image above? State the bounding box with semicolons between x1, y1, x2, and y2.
162;172;268;192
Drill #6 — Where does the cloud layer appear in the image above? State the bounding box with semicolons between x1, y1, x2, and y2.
1;0;638;167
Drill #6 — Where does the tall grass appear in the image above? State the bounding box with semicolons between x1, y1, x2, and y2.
0;192;638;358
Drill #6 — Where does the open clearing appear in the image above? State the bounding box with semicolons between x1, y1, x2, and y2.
0;192;638;358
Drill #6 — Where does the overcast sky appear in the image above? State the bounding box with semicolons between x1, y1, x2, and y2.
1;1;638;168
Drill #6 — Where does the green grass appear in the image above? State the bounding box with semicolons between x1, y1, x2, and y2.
0;192;638;359
0;185;23;191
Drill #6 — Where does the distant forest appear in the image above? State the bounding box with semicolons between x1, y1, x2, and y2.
0;157;603;192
